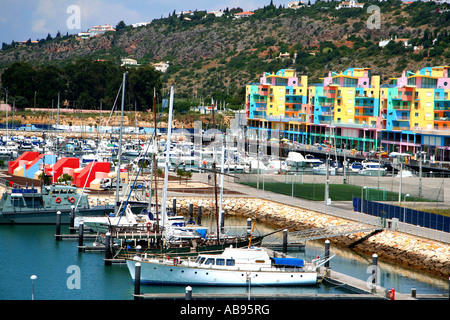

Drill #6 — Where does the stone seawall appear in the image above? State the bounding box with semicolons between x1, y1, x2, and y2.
169;196;450;280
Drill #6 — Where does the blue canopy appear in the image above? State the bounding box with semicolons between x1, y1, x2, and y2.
195;228;208;239
272;258;304;268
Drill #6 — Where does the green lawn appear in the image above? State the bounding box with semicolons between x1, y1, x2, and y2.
241;182;424;202
240;181;450;217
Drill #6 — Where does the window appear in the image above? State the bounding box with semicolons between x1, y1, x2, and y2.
205;258;215;265
216;259;225;266
196;257;206;264
226;259;235;266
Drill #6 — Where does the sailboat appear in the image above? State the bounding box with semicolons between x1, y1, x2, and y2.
77;85;208;244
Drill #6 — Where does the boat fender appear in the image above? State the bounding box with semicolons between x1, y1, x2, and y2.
68;197;75;203
56;197;61;203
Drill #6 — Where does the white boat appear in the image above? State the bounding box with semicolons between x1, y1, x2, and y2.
0;145;18;158
266;158;287;173
350;161;363;173
78;204;208;241
21;139;33;149
221;160;245;173
81;153;103;164
286;152;308;172
77;205;151;233
123;143;140;157
243;157;267;173
304;154;323;166
126;246;333;286
396;169;414;178
358;161;386;176
312;163;335;175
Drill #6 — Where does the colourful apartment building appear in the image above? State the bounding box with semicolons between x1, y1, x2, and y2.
246;69;309;142
308;68;381;151
245;67;450;161
380;66;450;160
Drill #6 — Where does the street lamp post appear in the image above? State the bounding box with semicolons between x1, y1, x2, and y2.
30;275;37;300
403;193;410;223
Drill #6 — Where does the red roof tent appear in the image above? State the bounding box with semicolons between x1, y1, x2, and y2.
8;151;40;174
46;157;80;183
74;162;110;188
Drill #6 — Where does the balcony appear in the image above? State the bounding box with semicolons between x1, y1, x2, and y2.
252;97;267;103
355;94;372;98
252;110;266;118
331;121;376;129
392;126;410;131
392;103;411;110
286;105;301;111
434;94;449;101
355;111;374;117
391;94;414;101
253;106;266;111
326;92;337;99
434;104;450;111
285;97;304;103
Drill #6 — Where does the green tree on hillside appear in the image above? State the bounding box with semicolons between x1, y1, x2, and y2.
1;62;37;107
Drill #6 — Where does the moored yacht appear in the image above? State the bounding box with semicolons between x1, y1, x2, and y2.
126;246;334;286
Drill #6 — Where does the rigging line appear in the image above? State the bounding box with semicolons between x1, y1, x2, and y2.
105;82;123;129
73;82;123;210
116;92;170;224
74;154;97;211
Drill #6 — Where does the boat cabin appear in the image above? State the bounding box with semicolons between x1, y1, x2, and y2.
193;247;306;270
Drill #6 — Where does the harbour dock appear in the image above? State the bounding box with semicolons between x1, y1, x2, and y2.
131;268;447;301
130;246;449;300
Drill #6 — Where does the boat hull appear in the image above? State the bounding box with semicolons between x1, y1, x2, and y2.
126;259;317;286
0;205;115;224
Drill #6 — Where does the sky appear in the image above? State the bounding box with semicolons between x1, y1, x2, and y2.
0;0;298;45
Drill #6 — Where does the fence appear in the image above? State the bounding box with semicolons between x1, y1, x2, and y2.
354;198;450;233
230;173;449;243
234;173;445;202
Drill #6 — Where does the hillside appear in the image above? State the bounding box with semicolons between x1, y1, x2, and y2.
1;0;449;107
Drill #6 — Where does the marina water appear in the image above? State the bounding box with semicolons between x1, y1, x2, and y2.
0;217;447;300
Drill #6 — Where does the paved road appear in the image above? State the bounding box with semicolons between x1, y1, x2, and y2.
179;172;450;209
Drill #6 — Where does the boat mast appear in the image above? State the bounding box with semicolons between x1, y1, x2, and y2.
219;143;225;232
160;86;174;229
213;160;219;244
153;88;159;231
115;72;126;210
